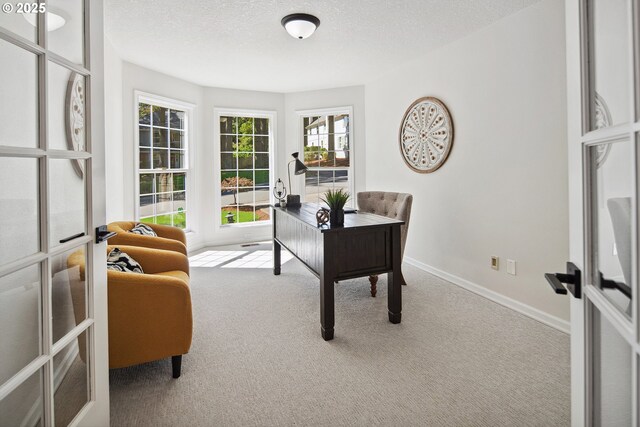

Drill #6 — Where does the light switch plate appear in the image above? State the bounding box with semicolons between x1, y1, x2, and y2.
491;256;499;270
507;259;516;275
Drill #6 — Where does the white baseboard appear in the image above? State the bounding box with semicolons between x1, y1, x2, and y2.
404;257;570;334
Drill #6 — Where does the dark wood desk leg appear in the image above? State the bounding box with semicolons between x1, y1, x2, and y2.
320;273;335;340
273;239;281;276
388;224;402;324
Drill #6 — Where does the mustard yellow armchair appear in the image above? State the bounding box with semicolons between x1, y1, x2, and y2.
66;245;193;378
107;221;188;255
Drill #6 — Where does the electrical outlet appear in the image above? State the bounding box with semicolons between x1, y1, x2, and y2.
491;256;499;270
507;259;516;275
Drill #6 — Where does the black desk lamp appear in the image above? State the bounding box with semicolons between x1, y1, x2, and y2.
287;152;308;207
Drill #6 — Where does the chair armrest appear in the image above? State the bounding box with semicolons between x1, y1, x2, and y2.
146;223;187;246
107;271;192;368
107;245;189;276
107;232;187;255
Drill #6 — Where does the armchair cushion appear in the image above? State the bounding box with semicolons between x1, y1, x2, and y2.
107;248;144;274
129;223;157;237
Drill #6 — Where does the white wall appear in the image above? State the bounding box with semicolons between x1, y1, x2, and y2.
364;0;570;322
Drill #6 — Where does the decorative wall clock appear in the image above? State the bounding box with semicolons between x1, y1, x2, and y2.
65;72;85;178
399;97;453;173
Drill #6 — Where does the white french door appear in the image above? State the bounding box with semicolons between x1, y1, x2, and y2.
565;0;640;425
0;1;109;426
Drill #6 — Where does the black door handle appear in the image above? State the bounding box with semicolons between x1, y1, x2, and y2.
59;232;85;244
545;262;581;299
599;272;632;299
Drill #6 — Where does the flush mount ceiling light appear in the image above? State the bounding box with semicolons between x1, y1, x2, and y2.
23;10;66;31
281;13;320;39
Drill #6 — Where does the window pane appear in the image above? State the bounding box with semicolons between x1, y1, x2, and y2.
0;367;43;426
237;135;254;153
173;173;185;191
139;103;151;125
220;116;235;134
139;126;151;147
0;40;38;148
54;332;89;427
0;265;41;385
238;171;254;187
237;117;253;134
140;216;156;225
0;6;37;42
153;149;168;169
335;170;349;192
255;136;269;152
140;195;155;218
173;191;186;212
221;135;236;151
589;0;630;130
237;188;254;205
0;157;39;266
170;109;185;129
254;170;269;187
221;202;238;225
319;171;334;194
48;0;84;65
52;246;86;344
156;173;173;193
336;150;350;167
254;118;269;135
255;153;269;169
140;173;154;194
169;130;183;149
304;170;320;204
589;140;633;317
332;114;349;134
50;159;86;248
221;171;238;187
139;148;151;169
48;62;86;151
170;150;184;169
153;129;168;148
152;106;168;127
238;155;253;170
237;204;256;223
172;211;186;229
221;153;236;170
156;193;172;215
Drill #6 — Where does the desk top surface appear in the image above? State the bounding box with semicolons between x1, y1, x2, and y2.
273;203;404;233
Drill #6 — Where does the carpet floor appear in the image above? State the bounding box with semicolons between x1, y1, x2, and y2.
109;243;570;426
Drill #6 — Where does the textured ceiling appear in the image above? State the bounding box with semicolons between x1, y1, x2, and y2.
105;0;542;93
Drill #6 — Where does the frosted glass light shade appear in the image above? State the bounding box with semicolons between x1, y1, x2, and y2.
281;13;320;40
22;11;66;32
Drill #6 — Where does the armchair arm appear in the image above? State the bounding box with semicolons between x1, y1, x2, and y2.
107;245;189;276
145;223;187;246
107;232;187;255
107;271;193;368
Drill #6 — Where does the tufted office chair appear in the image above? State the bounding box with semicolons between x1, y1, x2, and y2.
357;191;413;297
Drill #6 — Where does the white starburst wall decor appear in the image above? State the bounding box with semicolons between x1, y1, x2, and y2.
399;97;454;173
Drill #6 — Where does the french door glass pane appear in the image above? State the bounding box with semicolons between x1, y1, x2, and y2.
48;0;84;65
48;61;86;152
51;246;86;344
589;141;633;317
0;157;39;266
0;6;37;42
53;332;89;427
588;0;631;130
592;308;632;426
0;40;38;148
49;159;86;248
0;264;41;385
0;368;43;426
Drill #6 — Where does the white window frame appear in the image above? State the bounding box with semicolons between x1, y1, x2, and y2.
134;91;195;232
213;108;277;229
297;106;355;206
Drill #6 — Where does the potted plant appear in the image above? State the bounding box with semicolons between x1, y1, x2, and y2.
321;188;350;227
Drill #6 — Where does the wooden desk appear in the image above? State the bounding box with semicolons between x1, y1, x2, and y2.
272;203;404;340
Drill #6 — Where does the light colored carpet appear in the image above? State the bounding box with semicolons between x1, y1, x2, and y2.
109;243;570;426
